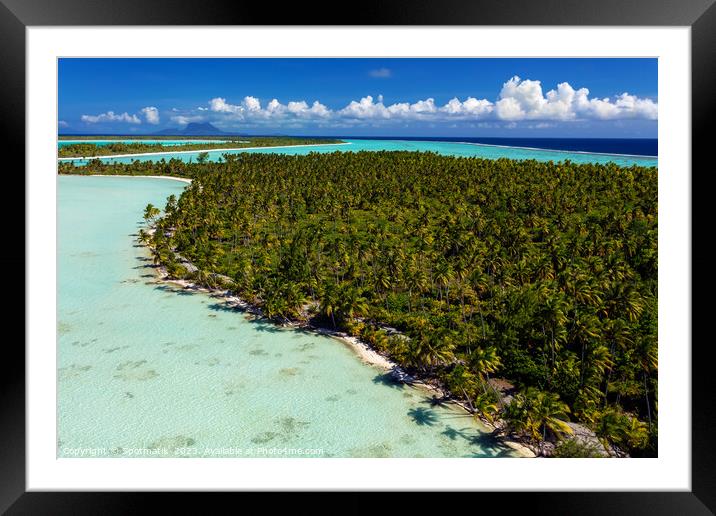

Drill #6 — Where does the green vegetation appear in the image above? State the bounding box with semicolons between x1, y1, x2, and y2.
59;150;657;456
552;438;605;458
57;136;344;158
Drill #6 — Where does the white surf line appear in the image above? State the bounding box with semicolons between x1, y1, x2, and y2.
88;174;192;184
57;142;352;161
458;141;657;159
352;138;657;159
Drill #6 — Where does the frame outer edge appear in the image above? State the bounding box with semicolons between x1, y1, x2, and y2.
691;1;716;513
0;0;715;25
0;1;27;513
1;0;712;511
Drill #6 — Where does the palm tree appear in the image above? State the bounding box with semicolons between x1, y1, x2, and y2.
472;392;499;424
283;282;305;318
469;346;502;397
505;388;573;453
143;203;161;224
192;268;216;288
137;229;151;245
533;389;573;443
405;333;455;373
338;285;369;321
433;260;454;306
319;282;340;328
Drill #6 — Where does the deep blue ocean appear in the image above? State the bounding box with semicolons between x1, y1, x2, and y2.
327;137;657;157
62;134;658;158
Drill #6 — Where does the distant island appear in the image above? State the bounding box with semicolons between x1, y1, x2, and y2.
57;135;345;158
152;122;227;136
59;121;293;139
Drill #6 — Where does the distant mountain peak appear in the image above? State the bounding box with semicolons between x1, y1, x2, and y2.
183;122;225;135
153;122;226;136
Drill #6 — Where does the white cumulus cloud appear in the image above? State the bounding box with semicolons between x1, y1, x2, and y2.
81;111;141;124
440;97;494;117
495;76;657;122
208;96;331;121
152;76;657;130
140;106;160;124
287;100;331;118
170;115;205;125
243;96;262;112
209;97;242;114
369;68;392;78
339;96;391;119
339;96;490;122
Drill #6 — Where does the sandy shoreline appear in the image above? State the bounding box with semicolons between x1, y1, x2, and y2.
58;142;351;161
154;271;396;372
88;174;193;184
151;259;535;458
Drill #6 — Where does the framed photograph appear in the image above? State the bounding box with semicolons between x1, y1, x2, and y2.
3;0;711;512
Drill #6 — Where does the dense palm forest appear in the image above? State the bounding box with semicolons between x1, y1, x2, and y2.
58;136;344;158
60;151;658;456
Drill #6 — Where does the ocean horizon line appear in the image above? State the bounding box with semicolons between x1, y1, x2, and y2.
57;135;658;160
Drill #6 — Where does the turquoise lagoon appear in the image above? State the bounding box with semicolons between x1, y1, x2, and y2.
58;175;518;458
61;138;658;168
58;139;237;147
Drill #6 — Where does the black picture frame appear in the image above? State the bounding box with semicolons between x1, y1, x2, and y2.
2;0;710;513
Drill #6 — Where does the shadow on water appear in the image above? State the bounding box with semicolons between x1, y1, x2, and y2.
421;394;451;408
249;320;283;334
441;425;515;458
466;433;516;458
290;327;334;341
407;407;439;426
152;283;285;334
207;302;241;313
154;284;197;296
372;373;405;390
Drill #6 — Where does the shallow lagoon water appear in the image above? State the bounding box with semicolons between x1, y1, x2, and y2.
62;138;658;168
58;175;517;458
58;139;235;147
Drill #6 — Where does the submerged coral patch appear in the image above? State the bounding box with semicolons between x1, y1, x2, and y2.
113;360;159;381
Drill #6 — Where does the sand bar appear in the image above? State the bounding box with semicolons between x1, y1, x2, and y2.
58;142;351;161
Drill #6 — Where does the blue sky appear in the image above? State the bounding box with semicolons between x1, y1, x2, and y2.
58;58;658;138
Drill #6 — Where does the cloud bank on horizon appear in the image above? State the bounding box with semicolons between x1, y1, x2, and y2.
75;76;658;131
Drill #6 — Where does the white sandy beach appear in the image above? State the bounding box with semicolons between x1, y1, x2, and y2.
89;174;193;184
58;142;351;161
